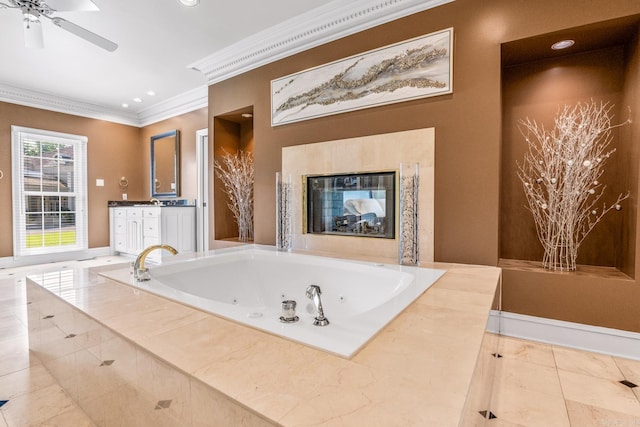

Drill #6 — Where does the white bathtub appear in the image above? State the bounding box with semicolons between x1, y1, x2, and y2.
101;245;446;357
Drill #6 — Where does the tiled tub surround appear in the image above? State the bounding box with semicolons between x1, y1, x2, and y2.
27;274;272;427
25;253;500;426
99;246;446;358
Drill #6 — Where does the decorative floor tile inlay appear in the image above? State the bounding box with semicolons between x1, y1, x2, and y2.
42;315;55;319
0;400;8;408
478;410;497;419
65;334;77;339
155;400;172;410
99;360;115;367
619;380;638;388
491;353;503;358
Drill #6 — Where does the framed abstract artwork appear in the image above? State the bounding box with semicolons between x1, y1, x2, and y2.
271;27;453;126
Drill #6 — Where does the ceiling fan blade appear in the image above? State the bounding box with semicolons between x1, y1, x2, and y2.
23;18;44;48
45;0;98;12
51;17;117;51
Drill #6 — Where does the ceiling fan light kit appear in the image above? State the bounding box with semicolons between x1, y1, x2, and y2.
23;15;44;48
1;0;117;51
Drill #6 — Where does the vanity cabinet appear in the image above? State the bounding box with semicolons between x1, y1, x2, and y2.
109;206;196;263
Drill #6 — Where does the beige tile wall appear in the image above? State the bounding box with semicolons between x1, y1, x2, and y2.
282;128;435;262
26;281;276;427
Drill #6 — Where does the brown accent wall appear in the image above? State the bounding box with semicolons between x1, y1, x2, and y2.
502;269;640;331
139;108;208;202
211;112;255;242
500;47;628;267
498;36;640;333
212;118;241;240
622;24;640;280
0;102;141;256
208;0;640;332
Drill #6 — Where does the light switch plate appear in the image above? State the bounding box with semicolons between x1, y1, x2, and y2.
96;179;104;187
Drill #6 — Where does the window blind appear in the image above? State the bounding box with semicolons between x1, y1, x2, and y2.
11;126;88;259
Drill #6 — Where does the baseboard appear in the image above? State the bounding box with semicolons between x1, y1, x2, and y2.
487;310;640;361
0;247;112;268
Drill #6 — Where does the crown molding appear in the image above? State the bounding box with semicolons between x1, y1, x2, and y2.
0;82;207;128
137;86;208;127
0;83;141;127
189;0;455;84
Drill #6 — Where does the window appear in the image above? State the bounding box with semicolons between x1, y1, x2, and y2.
11;126;87;259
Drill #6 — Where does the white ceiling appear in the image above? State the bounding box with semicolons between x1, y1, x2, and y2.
0;0;452;127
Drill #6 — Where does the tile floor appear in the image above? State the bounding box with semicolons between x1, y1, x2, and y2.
0;257;127;427
1;257;639;426
490;335;640;427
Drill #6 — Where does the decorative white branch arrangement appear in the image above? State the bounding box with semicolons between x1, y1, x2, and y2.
517;101;631;271
214;150;254;242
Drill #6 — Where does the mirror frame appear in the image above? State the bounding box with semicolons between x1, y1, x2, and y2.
150;129;180;198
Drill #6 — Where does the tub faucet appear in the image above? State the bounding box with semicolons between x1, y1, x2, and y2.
306;285;329;326
134;244;178;281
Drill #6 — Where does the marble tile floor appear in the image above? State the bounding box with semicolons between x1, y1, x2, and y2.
0;256;639;426
489;335;640;427
0;256;128;427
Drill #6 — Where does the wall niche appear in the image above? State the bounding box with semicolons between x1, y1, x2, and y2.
499;16;640;278
213;106;254;241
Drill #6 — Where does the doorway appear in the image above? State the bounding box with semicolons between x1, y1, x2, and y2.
196;128;209;252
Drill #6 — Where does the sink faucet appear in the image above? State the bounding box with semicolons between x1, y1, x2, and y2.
306;285;329;326
149;198;161;206
133;244;177;281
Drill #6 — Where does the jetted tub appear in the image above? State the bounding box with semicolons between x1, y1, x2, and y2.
101;245;446;357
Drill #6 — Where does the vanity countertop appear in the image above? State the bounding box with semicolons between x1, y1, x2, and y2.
107;200;195;207
27;246;501;426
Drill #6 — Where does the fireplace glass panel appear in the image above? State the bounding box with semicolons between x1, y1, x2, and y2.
306;171;395;238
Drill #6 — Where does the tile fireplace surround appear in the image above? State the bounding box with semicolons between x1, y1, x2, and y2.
282;128;435;262
24;247;500;426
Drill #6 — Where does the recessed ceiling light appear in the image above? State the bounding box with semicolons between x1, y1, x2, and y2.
241;113;253;118
146;90;156;96
551;39;575;50
133;97;143;103
178;0;199;6
122;103;129;108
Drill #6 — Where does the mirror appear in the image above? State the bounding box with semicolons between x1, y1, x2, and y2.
151;130;180;197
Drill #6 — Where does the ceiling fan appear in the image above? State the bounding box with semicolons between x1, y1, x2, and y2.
0;0;117;51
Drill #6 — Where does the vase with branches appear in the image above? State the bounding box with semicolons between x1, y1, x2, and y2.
214;150;254;242
517;101;630;271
